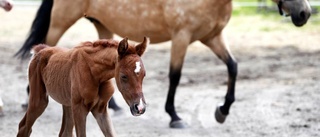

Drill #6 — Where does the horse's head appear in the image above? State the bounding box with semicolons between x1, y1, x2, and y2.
115;37;149;116
0;0;13;12
275;0;311;27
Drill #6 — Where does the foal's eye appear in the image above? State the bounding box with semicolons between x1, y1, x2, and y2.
121;74;128;81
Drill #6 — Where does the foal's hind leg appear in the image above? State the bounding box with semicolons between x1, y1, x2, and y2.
45;0;84;45
201;32;238;123
17;76;49;137
59;105;74;137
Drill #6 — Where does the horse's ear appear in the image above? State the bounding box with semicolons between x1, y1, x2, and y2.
118;37;129;58
136;37;149;56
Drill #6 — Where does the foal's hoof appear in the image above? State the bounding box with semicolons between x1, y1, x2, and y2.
170;120;187;128
215;104;227;124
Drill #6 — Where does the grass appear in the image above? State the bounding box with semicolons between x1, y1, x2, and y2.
230;1;320;32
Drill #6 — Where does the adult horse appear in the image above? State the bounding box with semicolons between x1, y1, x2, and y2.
15;0;312;128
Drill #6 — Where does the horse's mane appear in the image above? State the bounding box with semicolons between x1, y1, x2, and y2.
74;39;119;54
75;39;138;56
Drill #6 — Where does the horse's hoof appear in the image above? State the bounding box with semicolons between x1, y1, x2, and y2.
169;120;187;128
215;104;227;124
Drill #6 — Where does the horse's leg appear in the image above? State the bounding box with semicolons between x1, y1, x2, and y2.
165;31;191;128
45;0;83;46
17;76;49;137
91;80;115;136
91;108;115;136
89;19;122;112
72;100;89;137
90;18;114;39
59;105;74;137
201;32;237;124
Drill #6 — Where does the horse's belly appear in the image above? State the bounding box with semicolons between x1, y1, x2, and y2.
44;79;72;106
89;1;171;43
47;89;71;106
102;19;171;43
42;57;72;106
89;0;231;43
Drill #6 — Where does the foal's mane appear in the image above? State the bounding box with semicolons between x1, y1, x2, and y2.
74;39;118;54
75;39;139;56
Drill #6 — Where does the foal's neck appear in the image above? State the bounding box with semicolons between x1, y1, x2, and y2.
85;47;119;83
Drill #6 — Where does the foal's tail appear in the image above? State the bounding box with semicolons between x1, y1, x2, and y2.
14;0;53;59
31;44;48;55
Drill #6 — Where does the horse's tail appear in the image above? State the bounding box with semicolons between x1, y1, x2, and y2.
14;0;53;59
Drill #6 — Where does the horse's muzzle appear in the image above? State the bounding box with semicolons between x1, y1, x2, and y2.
130;99;146;116
291;10;311;27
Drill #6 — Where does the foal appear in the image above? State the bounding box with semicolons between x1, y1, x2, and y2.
17;37;148;137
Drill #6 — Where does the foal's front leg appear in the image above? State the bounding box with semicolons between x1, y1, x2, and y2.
91;106;115;137
72;101;89;137
59;105;74;137
91;80;116;136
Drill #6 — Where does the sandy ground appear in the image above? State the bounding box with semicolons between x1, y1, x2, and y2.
0;5;320;137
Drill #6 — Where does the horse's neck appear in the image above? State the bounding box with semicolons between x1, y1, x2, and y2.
87;48;118;82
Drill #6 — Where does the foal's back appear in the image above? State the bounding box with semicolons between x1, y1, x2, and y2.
30;45;73;105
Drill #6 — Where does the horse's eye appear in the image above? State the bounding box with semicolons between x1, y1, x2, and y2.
120;74;128;81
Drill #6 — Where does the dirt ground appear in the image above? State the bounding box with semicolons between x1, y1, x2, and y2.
0;5;319;137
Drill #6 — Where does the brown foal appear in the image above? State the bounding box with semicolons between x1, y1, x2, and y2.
17;37;149;137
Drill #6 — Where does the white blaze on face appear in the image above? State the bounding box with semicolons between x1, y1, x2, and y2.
134;61;141;74
137;98;145;112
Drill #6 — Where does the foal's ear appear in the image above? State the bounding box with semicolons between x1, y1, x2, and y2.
118;37;129;57
136;37;149;56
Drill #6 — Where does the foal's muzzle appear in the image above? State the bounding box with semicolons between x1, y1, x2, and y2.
130;99;146;116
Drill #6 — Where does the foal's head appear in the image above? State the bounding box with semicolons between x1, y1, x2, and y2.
115;37;149;116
